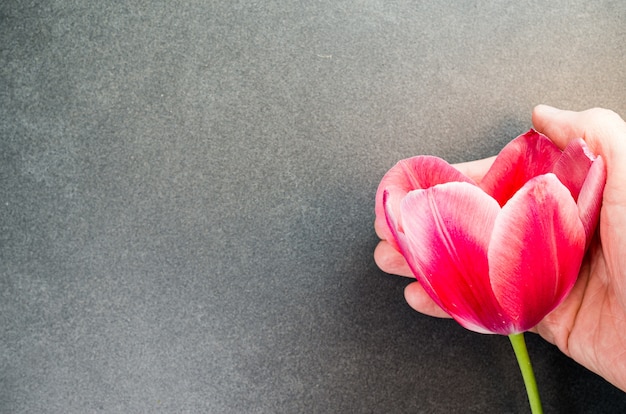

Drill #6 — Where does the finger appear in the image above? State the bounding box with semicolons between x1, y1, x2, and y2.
374;241;413;277
404;281;450;318
452;156;496;184
533;103;626;209
374;218;387;240
532;105;626;158
531;105;583;149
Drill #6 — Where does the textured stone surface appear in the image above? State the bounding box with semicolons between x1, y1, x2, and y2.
2;1;625;412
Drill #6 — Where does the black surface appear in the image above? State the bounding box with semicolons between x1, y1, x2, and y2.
2;1;626;413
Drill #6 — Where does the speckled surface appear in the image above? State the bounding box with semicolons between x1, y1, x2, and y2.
2;1;626;412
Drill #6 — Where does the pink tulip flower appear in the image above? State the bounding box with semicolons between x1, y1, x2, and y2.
376;130;606;335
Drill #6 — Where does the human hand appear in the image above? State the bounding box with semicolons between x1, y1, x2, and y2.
374;105;626;391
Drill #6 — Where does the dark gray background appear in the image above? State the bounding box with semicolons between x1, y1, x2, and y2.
2;1;625;413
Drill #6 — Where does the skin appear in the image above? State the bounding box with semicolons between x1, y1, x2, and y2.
374;105;626;391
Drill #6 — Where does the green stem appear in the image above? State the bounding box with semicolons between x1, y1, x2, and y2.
509;333;543;414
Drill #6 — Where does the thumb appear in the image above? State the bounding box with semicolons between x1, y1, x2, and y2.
532;104;626;162
532;105;626;198
531;104;578;149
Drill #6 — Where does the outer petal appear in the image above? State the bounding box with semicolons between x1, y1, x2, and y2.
576;156;606;243
488;173;586;333
375;156;474;249
552;138;594;201
480;130;561;206
398;182;508;334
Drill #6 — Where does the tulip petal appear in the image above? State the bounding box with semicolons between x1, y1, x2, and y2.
576;156;606;243
488;174;586;333
552;138;594;201
375;156;474;249
480;130;561;206
399;182;509;334
382;190;409;262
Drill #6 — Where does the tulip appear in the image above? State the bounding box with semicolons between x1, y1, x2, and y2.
376;129;605;334
376;129;606;413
